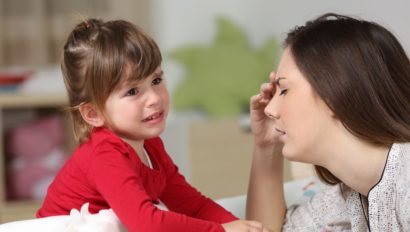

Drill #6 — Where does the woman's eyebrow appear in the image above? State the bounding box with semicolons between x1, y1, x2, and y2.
275;77;286;87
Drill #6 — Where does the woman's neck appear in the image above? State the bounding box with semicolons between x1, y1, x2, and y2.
319;132;390;196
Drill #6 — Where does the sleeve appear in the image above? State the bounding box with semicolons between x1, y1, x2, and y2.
152;138;237;223
88;139;227;232
282;184;351;232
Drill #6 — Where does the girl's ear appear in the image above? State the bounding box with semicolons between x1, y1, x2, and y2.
79;103;105;127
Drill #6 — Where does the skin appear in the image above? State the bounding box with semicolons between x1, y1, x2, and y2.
262;48;335;164
246;47;389;231
103;66;169;162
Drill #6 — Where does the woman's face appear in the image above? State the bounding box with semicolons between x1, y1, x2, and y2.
265;47;336;162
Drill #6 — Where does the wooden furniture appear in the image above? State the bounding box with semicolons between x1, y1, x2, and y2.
0;93;70;223
188;119;293;199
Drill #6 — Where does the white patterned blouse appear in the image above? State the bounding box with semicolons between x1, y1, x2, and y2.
282;143;410;232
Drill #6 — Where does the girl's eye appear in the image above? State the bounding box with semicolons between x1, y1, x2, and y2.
279;89;288;96
152;77;163;85
125;88;139;96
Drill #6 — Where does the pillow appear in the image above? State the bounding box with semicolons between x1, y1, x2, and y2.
0;215;70;232
0;178;324;230
216;177;325;218
0;203;126;232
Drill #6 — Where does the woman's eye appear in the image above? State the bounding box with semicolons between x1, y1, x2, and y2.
125;88;139;96
279;89;288;96
152;77;163;85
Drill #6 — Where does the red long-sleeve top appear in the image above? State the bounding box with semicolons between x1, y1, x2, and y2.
37;127;236;231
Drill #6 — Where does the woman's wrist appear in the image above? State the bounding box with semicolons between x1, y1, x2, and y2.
253;143;283;158
253;144;284;170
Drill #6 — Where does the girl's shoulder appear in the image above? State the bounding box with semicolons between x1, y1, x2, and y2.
90;127;124;144
73;128;129;159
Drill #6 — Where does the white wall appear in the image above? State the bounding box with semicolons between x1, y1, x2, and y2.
150;0;410;179
151;0;410;54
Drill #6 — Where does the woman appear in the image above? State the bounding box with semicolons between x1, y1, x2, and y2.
246;13;410;231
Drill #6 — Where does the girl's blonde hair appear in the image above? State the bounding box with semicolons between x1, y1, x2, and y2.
62;18;162;144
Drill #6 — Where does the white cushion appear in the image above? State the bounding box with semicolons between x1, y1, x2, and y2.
216;177;324;218
0;203;126;232
0;177;324;230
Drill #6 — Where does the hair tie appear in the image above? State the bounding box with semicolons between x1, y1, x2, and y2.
84;21;91;29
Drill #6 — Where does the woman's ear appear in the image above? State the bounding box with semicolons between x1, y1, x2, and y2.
79;103;105;127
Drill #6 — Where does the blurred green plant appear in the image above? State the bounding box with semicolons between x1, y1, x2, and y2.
169;17;280;117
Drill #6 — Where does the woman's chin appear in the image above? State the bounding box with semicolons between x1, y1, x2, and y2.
282;146;299;161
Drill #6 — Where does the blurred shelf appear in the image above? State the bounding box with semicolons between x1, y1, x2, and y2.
0;200;42;223
0;93;70;223
0;93;68;107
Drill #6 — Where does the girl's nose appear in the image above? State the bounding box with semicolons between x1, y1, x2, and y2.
146;88;161;107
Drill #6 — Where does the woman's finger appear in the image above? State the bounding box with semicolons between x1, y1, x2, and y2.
250;94;265;110
269;71;276;82
247;220;264;229
258;82;273;100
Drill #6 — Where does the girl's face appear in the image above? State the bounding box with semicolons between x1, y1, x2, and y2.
103;66;169;142
265;48;336;163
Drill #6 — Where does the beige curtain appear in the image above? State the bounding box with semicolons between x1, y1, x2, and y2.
0;0;151;68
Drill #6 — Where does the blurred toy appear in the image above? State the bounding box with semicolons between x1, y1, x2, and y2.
7;114;68;200
170;17;279;117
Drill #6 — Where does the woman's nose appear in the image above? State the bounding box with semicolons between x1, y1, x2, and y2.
264;98;280;119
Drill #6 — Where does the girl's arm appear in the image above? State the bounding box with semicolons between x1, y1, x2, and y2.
90;135;269;232
152;136;271;232
246;72;287;231
90;140;228;232
157;146;237;224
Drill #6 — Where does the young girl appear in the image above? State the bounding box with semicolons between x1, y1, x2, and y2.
246;13;410;231
37;18;269;232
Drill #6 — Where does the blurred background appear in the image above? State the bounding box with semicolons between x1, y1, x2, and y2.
0;0;409;222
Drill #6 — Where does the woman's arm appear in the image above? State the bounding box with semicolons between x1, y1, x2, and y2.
246;146;286;231
246;72;287;231
154;137;271;232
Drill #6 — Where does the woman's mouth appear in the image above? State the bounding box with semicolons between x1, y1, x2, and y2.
275;128;286;139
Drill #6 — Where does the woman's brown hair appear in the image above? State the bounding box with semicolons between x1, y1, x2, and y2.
62;18;162;144
285;13;410;184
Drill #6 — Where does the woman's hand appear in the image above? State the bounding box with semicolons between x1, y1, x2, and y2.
222;220;272;232
250;72;280;148
247;72;286;232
